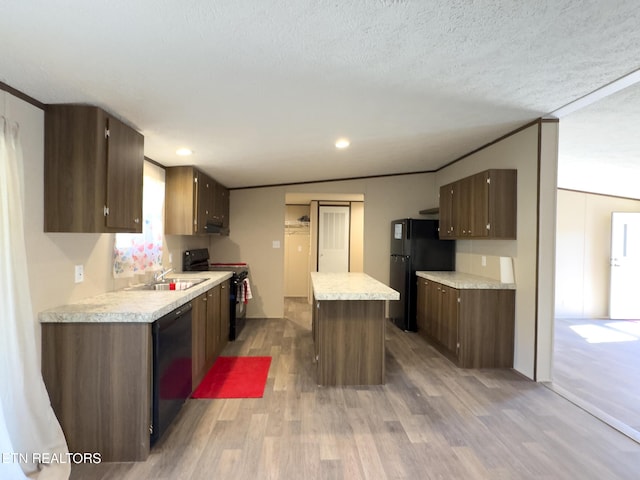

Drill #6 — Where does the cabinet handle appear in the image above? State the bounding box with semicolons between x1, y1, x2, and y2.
134;218;140;224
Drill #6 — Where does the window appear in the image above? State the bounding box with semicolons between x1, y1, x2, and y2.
113;161;164;277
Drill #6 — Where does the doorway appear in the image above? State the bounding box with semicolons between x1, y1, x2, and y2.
284;204;311;297
318;205;350;273
609;212;640;320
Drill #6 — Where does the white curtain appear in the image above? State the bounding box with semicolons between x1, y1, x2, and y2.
0;117;70;479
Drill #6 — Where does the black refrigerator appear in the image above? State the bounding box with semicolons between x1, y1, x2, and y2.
389;218;455;331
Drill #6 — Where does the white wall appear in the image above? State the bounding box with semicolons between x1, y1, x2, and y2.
210;186;287;318
537;121;560;382
555;188;640;319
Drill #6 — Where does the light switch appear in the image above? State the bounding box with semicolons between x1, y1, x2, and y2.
272;240;281;249
75;264;84;283
481;256;487;267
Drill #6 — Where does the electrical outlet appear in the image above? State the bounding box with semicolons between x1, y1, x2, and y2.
74;265;84;283
272;240;281;249
481;256;487;267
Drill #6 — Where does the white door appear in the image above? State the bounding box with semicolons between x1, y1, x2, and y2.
609;212;640;319
318;206;350;272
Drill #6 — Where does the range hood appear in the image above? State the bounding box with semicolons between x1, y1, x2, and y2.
204;220;229;236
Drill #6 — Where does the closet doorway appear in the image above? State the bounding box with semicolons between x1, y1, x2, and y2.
284;204;311;297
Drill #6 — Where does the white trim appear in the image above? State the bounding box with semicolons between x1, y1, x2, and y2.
549;68;640;118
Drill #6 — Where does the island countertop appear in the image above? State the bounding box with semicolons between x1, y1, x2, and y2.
310;272;400;301
416;271;516;290
38;271;233;324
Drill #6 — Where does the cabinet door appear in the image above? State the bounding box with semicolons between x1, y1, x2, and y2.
219;280;231;345
192;292;208;389
439;184;454;238
213;181;230;228
105;116;144;232
44;105;107;232
468;171;489;238
487;169;517;239
164;166;197;235
208;285;222;358
456;177;475;237
425;280;437;339
457;289;515;368
432;283;444;343
195;171;214;234
416;278;428;336
442;285;459;354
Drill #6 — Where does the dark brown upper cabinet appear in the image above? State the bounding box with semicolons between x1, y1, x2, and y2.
44;104;144;233
165;166;229;235
439;169;517;240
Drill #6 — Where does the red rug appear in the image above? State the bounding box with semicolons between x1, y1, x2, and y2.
192;356;272;399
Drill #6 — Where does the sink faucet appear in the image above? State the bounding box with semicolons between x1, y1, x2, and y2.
154;268;173;282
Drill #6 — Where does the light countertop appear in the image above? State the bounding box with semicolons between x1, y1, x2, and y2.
416;271;516;290
311;272;400;301
38;271;233;324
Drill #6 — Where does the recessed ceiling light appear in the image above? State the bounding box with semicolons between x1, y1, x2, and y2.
335;138;350;149
176;148;193;156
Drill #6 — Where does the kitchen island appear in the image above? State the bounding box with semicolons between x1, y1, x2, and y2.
310;272;399;386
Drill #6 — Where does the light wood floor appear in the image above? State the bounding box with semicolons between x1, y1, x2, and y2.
71;299;640;479
553;317;640;433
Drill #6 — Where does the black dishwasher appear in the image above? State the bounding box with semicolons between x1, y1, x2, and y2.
151;302;192;446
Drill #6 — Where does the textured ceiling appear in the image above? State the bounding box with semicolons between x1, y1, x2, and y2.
558;82;640;199
1;1;640;189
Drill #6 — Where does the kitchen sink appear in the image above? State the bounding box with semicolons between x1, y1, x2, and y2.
126;277;207;291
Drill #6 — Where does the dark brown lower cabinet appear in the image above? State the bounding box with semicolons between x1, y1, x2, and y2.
416;278;515;368
194;282;230;390
192;291;208;389
41;323;151;462
41;282;232;463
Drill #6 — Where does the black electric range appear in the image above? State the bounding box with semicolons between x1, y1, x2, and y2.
183;248;249;341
